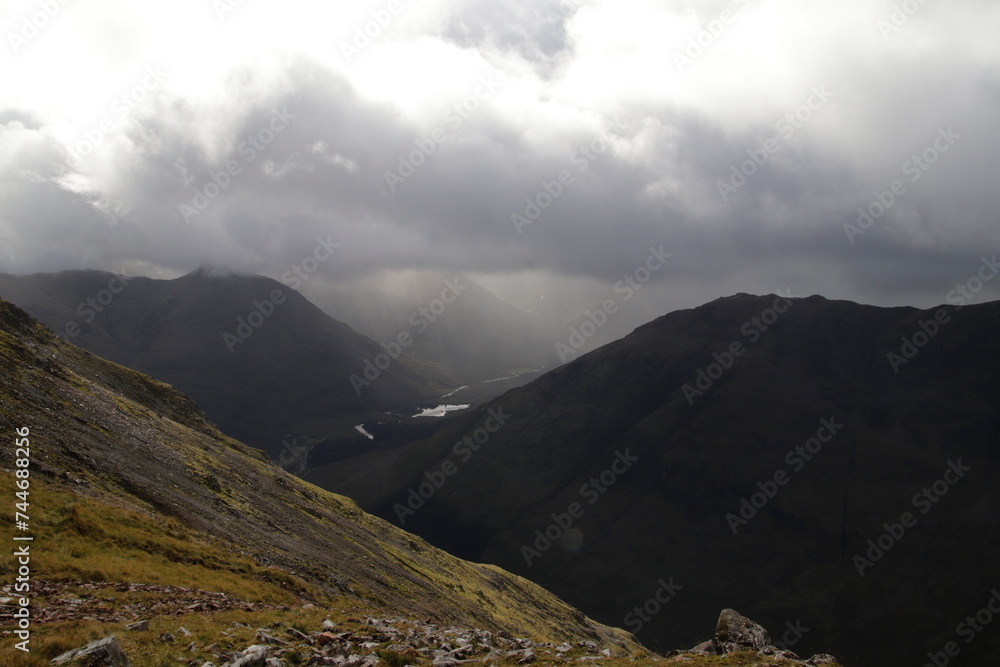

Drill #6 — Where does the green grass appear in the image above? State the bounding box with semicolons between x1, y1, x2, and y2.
0;476;313;605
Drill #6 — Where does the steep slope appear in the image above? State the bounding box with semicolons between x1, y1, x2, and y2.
0;297;644;665
0;269;454;456
303;271;563;384
308;293;1000;667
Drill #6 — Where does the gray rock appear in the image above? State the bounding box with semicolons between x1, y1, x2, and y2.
255;630;287;645
383;643;411;653
483;648;503;663
515;648;537;664
51;636;131;666
773;649;802;660
231;645;271;667
687;640;714;654
712;608;772;654
124;620;148;632
286;627;311;642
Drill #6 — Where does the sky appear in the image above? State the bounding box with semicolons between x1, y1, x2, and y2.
1;0;999;321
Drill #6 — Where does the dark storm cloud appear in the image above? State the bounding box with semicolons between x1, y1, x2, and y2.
2;0;1000;313
0;123;110;272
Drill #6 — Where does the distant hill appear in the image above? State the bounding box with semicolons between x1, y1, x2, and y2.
0;296;645;663
0;268;454;456
307;293;1000;667
301;270;564;384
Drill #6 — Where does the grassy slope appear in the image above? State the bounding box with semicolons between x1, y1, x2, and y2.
0;298;644;665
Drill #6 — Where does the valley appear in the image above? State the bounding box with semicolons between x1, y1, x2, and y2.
2;273;997;667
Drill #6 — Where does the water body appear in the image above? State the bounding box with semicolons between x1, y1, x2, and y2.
412;404;471;418
440;367;550;404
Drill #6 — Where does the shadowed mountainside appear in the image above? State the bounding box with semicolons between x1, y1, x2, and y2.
0;269;455;456
307;293;1000;667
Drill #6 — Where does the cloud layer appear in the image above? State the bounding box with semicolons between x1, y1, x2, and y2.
1;0;999;316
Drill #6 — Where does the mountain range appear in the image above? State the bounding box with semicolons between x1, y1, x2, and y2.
0;296;643;664
0;268;459;458
0;295;848;666
3;265;995;666
306;293;1000;666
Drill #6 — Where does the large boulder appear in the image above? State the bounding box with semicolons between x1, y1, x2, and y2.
51;636;131;666
679;609;842;665
713;608;773;654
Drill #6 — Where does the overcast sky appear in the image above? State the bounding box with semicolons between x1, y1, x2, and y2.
1;0;999;318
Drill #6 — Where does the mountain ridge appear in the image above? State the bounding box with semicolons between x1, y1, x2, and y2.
0;295;848;666
307;292;1000;667
0;269;454;456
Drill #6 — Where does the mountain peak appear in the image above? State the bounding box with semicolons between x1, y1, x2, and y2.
181;264;248;280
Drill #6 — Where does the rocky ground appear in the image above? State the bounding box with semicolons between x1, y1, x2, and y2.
51;615;627;666
1;581;283;625
47;608;842;666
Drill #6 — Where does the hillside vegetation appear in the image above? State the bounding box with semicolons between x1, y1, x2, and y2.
0;297;643;665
